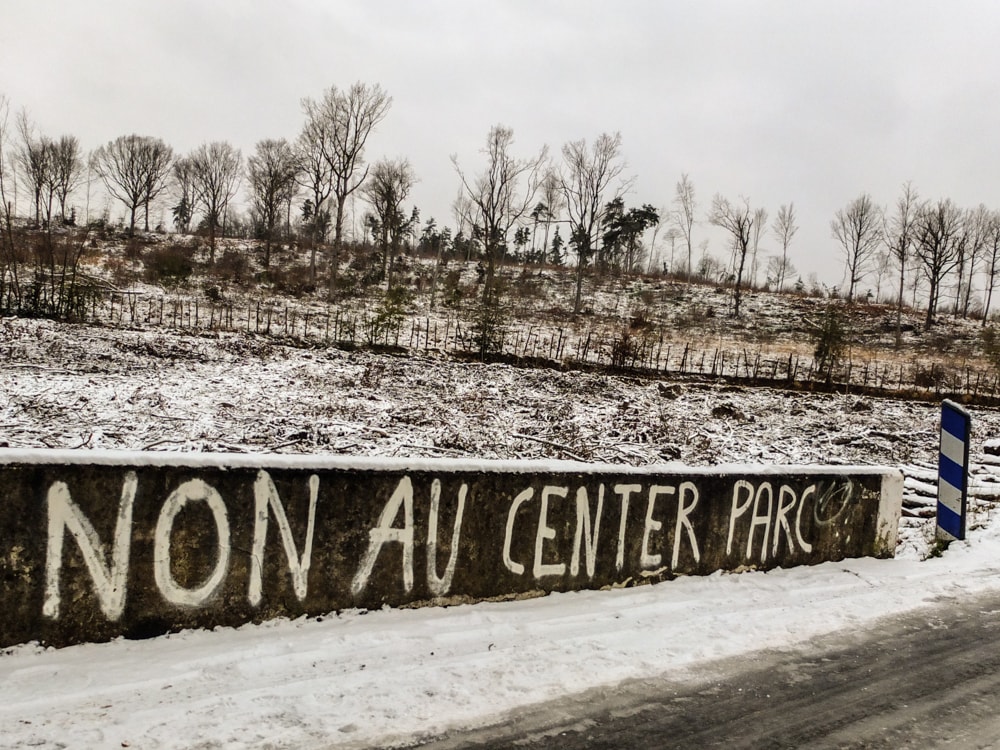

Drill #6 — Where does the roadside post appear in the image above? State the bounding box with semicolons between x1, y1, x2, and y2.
936;399;971;542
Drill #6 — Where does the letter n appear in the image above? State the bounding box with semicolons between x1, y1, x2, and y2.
248;471;319;606
44;472;138;621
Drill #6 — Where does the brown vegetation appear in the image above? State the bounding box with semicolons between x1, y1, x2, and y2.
2;226;999;402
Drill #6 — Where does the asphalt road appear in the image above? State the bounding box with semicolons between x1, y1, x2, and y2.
414;592;1000;749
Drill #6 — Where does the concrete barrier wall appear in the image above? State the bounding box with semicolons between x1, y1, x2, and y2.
0;450;902;648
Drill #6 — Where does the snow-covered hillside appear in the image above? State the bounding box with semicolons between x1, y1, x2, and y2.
4;315;1000;554
3;315;1000;748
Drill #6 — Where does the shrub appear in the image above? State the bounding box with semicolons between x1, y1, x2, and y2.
364;285;412;345
629;307;654;331
982;326;1000;371
270;263;316;298
212;249;250;285
441;269;464;308
144;244;194;287
470;281;508;359
18;233;102;320
106;256;135;288
333;271;360;296
124;238;144;263
674;302;715;330
511;268;544;301
812;303;848;383
610;324;640;369
913;362;947;390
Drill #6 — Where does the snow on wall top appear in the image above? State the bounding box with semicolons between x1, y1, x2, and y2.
0;447;900;477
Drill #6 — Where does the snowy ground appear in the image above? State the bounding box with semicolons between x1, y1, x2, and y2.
5;525;1000;749
3;317;1000;748
0;316;989;469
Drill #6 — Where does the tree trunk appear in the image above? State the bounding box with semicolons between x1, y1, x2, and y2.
572;240;589;315
954;256;966;318
330;195;347;297
381;225;390;286
895;262;905;348
984;259;998;325
925;277;938;330
482;239;497;305
733;243;748;318
962;271;975;318
542;220;551;265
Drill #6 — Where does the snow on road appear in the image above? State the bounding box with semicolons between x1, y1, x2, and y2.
4;523;1000;749
4;318;1000;748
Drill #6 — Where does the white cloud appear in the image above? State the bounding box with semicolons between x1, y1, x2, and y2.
5;0;1000;283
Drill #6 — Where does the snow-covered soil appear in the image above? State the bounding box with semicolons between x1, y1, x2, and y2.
1;316;989;467
3;316;1000;748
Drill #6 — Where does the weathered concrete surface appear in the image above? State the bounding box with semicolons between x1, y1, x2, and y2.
0;450;902;648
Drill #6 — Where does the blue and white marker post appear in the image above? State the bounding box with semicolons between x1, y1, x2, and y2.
937;399;972;542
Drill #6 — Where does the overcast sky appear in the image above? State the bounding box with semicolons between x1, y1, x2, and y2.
4;0;1000;289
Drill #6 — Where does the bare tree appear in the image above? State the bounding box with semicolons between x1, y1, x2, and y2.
300;82;392;293
982;210;1000;324
295;104;334;278
750;207;768;289
771;203;798;290
913;198;965;329
765;254;796;290
247;138;299;269
530;169;564;264
450;191;480;261
696;240;722;281
48;135;82;224
831;193;883;300
19;130;83;227
672;173;696;280
0;95;23;310
886;182;920;346
15;112;51;226
452;124;547;300
363;157;416;285
140;142;173;232
559;132;631;314
709;194;756;318
170;156;196;233
189;141;242;258
645;205;668;274
907;254;925;310
663;226;681;274
871;250;892;301
91;134;173;236
957;204;990;317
